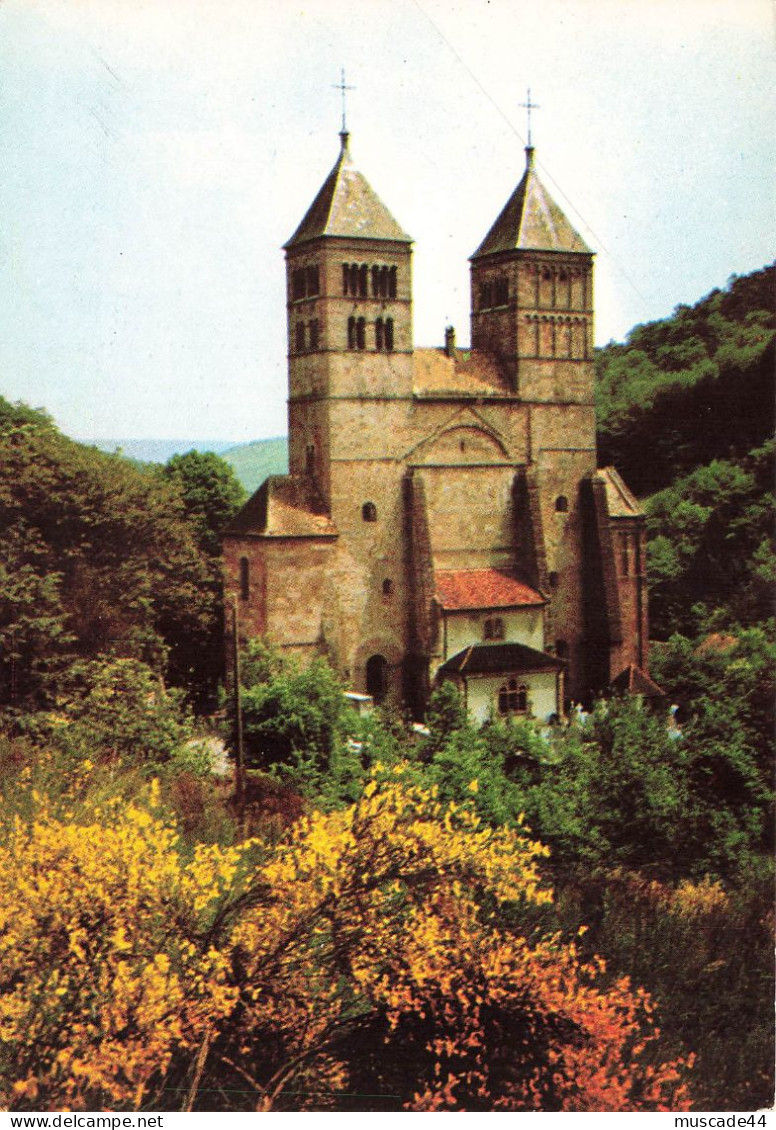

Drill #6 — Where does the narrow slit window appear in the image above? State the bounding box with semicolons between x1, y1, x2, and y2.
239;557;250;601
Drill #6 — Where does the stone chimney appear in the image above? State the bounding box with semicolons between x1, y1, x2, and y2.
444;325;456;357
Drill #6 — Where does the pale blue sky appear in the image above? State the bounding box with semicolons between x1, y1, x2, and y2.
1;0;773;442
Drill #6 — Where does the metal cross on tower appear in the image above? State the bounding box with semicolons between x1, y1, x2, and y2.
333;68;355;134
519;88;540;147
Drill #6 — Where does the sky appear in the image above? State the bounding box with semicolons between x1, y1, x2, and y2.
1;0;774;443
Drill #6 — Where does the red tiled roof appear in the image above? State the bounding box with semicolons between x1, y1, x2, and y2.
435;569;545;612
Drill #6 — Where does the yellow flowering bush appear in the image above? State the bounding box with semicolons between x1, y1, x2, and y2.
0;766;692;1112
0;783;239;1110
223;770;691;1111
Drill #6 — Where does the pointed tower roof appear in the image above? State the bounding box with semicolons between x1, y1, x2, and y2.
284;133;411;249
471;147;591;259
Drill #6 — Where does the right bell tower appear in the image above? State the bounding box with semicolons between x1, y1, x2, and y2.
469;144;595;406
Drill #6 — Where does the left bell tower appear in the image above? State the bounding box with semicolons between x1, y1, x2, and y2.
283;130;413;511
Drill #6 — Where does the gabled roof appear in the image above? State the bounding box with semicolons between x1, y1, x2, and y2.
225;475;338;539
284;133;411;249
439;641;563;677
471;148;591;260
435;569;546;612
610;664;666;700
595;467;644;518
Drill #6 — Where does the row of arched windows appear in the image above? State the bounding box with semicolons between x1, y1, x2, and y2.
529;263;589;311
523;314;590;359
291;265;320;301
343;263;397;299
348;317;394;351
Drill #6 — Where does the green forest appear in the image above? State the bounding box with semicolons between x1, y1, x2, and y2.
0;264;773;1112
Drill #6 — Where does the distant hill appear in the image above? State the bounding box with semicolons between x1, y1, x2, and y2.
78;436;289;493
220;437;289;493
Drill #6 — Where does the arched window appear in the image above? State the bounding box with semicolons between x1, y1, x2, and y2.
356;317;366;350
349;263;359;296
358;264;368;297
295;322;305;352
362;501;377;522
375;317;384;351
366;654;389;705
343;263;350;295
347;316;356;350
292;268;306;300
555;495;569;513
384;317;394;351
239;557;250;602
498;679;527;716
388;266;397;298
382;578;393;597
483;617;504;641
372;265;380;297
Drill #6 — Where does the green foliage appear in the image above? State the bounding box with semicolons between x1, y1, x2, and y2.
520;694;769;880
645;442;775;637
162;450;245;557
0;409;221;711
49;657;195;768
241;657;346;775
596;263;775;496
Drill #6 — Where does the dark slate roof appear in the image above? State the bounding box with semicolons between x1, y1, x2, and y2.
610;664;666;700
436;569;546;612
439;642;564;677
471;148;591;260
284;133;411;249
224;475;338;539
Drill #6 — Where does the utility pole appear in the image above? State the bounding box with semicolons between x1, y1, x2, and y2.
231;602;245;809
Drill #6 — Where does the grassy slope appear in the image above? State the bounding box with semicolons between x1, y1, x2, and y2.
220;436;289;493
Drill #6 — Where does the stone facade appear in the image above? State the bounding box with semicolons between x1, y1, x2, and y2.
223;130;652;721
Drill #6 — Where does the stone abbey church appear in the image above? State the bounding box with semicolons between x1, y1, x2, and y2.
224;128;654;721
